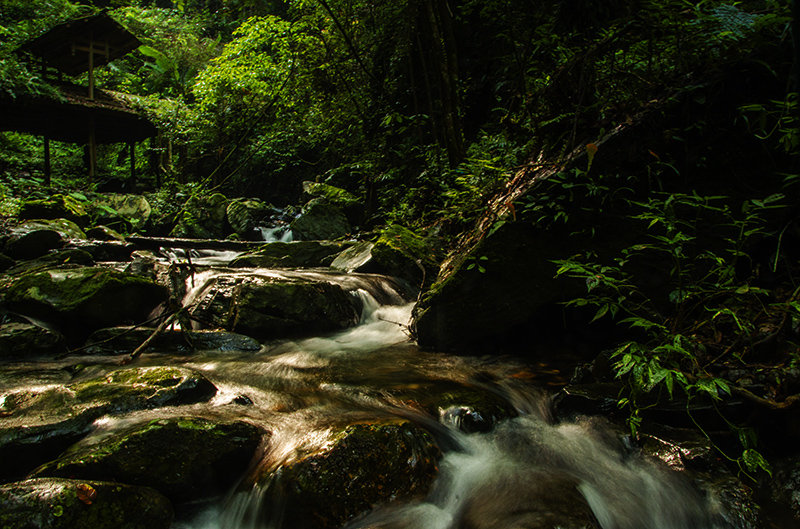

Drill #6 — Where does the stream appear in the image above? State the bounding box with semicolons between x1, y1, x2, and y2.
1;256;742;529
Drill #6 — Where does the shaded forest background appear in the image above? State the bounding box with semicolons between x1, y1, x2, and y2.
1;0;792;234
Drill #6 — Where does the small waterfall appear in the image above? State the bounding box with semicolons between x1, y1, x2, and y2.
257;226;293;243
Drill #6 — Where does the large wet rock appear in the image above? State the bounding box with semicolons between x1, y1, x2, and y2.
413;219;598;353
18;195;90;226
5;267;168;337
227;198;272;239
3;249;95;278
170;193;229;239
0;322;66;358
266;420;441;528
230;241;350;268
0;366;216;481
331;225;437;286
33;417;263;502
301;181;362;225
3;219;87;260
190;274;360;339
83;327;262;355
0;478;172;529
290;199;351;241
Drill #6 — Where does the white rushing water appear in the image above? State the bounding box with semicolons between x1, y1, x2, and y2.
164;270;735;529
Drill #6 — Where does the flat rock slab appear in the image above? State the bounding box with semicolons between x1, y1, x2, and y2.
0;478;172;529
83;327;262;356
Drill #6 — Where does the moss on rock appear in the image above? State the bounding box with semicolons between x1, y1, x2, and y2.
5;267;168;337
191;275;360;339
269;419;441;528
290;199;351;241
33;417;263;502
0;478;173;529
0;367;217;481
230;241;350;268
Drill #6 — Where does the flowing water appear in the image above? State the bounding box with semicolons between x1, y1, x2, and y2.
4;260;741;529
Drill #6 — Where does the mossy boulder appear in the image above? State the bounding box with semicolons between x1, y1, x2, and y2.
0;366;217;481
33;417;263;502
170;193;230;239
3;219;87;260
290;199;351;241
0;478;173;529
226;198;272;238
88;194;151;230
191;275;360;339
265;419;441;528
0;322;66;358
331;225;437;285
82;327;262;355
302;181;359;207
18;195;90;226
301;181;362;225
5;267;168;337
230;241;350;268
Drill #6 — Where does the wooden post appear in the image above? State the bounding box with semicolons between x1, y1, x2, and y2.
129;142;136;189
43;137;51;186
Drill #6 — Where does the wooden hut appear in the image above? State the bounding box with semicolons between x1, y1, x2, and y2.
0;12;156;185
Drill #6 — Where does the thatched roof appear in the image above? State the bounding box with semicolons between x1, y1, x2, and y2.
19;12;141;76
0;82;156;144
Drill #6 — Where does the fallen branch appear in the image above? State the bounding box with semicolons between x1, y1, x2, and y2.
120;311;178;365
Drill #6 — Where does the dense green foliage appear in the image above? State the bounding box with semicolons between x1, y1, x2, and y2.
0;0;789;223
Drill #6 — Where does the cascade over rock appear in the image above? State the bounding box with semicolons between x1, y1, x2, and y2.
0;478;173;529
262;419;441;529
33;417;264;502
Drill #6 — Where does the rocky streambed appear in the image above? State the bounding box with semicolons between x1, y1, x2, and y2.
0;220;797;528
